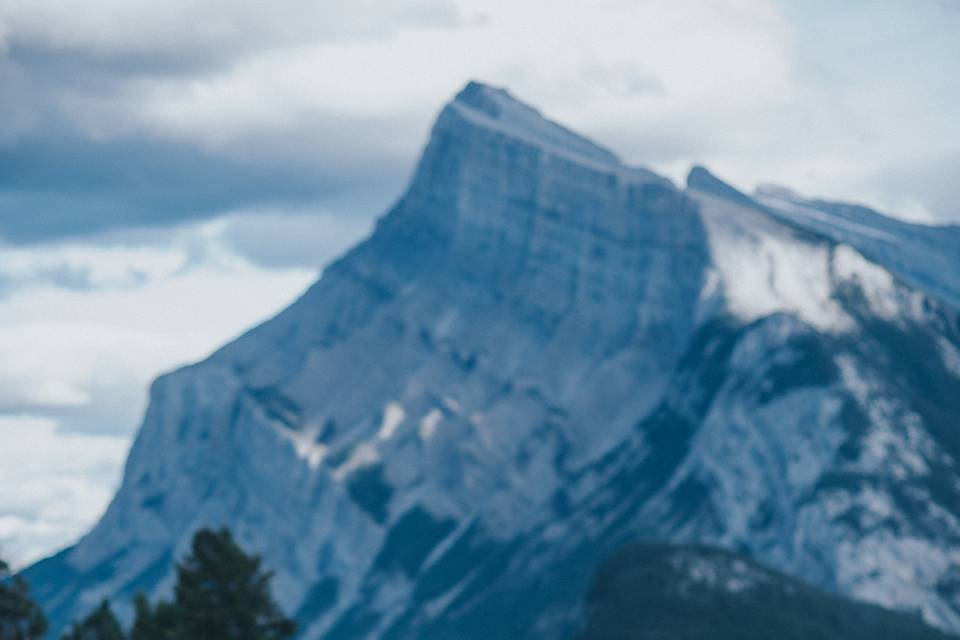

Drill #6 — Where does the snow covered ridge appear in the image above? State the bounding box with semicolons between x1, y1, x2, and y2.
23;82;960;639
691;189;929;333
690;164;960;319
753;183;960;310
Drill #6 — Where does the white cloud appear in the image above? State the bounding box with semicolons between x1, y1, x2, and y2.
0;414;128;568
0;242;187;291
0;0;467;61
119;0;793;149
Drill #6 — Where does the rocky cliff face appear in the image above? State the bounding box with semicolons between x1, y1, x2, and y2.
25;82;960;639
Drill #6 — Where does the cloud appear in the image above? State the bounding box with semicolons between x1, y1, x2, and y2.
863;149;960;225
0;1;469;70
218;208;374;270
0;414;128;568
0;123;410;243
0;240;185;294
0;0;472;244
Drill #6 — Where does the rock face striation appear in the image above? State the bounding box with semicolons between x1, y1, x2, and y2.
25;82;960;639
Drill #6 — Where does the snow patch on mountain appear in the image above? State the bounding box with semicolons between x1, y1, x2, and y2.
277;421;328;470
672;551;767;595
418;408;443;441
837;534;960;630
756;186;960;310
692;190;849;331
939;337;960;377
377;402;406;441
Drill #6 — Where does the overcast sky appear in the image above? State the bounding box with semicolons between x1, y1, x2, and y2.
1;0;958;567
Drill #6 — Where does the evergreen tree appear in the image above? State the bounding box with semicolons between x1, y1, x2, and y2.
0;558;48;640
60;600;124;640
173;529;295;640
129;593;176;640
128;529;295;640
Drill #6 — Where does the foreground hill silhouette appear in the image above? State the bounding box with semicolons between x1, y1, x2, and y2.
580;543;957;640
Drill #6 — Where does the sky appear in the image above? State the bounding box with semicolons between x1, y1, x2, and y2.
1;0;958;567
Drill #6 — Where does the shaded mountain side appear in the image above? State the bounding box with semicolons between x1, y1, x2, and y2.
580;543;958;640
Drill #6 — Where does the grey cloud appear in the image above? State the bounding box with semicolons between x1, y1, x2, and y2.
867;150;960;225
33;386;146;437
597;123;722;168
1;1;470;72
0;258;156;300
0;264;105;296
582;62;665;98
0;396;139;437
0;1;461;244
0;110;417;243
220;211;374;270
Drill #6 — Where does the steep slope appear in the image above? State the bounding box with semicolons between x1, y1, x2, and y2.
24;83;960;639
579;543;956;640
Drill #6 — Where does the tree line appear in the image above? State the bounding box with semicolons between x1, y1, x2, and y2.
0;528;296;640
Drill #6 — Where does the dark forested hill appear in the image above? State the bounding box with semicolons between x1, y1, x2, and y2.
580;543;958;640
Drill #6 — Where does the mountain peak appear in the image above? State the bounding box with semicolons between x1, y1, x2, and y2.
446;80;622;168
686;165;759;210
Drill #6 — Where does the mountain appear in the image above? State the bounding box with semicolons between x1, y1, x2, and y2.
24;81;960;639
579;543;956;640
